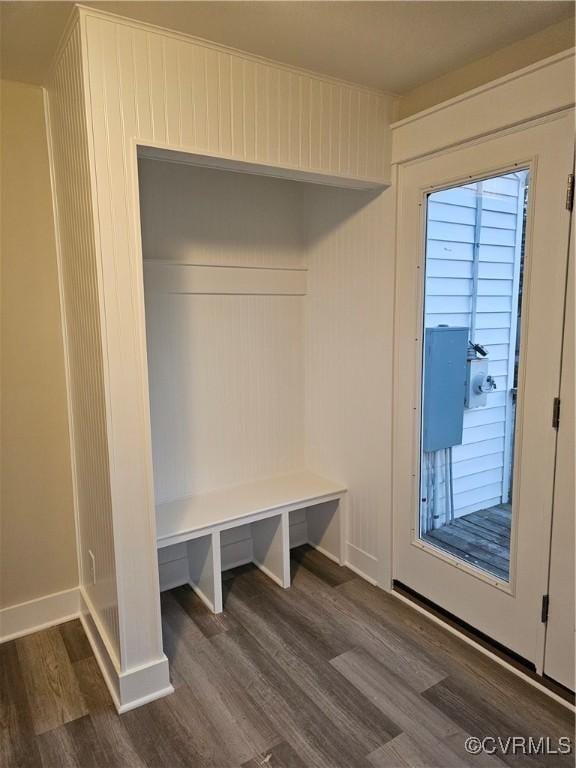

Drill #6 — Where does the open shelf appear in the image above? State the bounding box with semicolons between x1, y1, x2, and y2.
156;471;347;613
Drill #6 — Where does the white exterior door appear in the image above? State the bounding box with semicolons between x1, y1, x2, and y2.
393;112;573;669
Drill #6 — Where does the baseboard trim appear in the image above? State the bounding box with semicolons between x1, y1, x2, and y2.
345;543;379;584
116;684;175;714
79;588;173;713
117;657;174;713
391;588;575;713
79;597;122;710
0;587;80;643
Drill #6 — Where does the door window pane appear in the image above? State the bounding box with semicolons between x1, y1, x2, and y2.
419;170;529;582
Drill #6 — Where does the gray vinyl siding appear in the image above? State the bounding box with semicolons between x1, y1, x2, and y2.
424;172;526;518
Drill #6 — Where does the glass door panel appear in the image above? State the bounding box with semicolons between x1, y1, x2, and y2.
419;170;529;582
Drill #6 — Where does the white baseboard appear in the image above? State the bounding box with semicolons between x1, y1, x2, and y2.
79;592;122;708
79;588;173;713
117;658;173;713
345;543;379;585
0;587;80;643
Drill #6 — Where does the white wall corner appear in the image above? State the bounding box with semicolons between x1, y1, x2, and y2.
0;587;80;643
79;588;173;713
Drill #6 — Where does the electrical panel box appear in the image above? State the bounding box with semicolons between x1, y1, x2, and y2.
422;326;468;452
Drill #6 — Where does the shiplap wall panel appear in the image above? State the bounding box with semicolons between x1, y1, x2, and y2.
62;7;394;671
140;162;307;505
84;13;393;182
140;157;394;583
47;24;120;659
304;186;395;582
146;293;306;503
82;14;167;672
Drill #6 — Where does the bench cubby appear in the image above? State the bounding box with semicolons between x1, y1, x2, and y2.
156;471;346;613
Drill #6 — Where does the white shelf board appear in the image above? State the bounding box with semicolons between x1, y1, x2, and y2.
156;471;347;548
138;145;388;190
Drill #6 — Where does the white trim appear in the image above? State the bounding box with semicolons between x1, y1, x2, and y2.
502;173;527;504
80;588;121;670
78;589;174;713
345;561;379;587
394;108;573;169
392;49;575;130
345;543;379;585
390;589;575;713
391;50;575;165
79;596;121;709
138;143;387;190
0;587;80;643
116;684;175;714
117;655;173;713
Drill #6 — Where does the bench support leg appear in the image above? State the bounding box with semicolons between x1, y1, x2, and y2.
187;532;223;613
251;512;290;589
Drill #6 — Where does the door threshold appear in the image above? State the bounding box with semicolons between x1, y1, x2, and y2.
392;580;575;709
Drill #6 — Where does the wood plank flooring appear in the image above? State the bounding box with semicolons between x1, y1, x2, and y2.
423;505;512;580
2;545;573;768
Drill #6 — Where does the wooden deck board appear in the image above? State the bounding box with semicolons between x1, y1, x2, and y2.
422;505;512;580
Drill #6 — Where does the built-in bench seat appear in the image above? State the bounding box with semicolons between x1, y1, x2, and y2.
156;471;347;613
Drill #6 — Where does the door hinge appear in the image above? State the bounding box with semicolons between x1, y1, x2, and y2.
566;173;574;211
541;594;550;624
552;397;561;430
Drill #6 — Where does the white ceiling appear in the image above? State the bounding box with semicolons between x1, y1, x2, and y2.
1;1;574;92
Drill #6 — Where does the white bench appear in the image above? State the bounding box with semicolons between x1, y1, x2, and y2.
156;471;347;613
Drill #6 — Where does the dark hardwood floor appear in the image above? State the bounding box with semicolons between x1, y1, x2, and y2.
2;545;573;767
423;505;512;580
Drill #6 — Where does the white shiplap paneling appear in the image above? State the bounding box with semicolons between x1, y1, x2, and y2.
139;161;307;505
47;22;120;661
140;159;393;582
145;292;306;503
304;185;395;580
85;12;393;184
50;5;395;679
